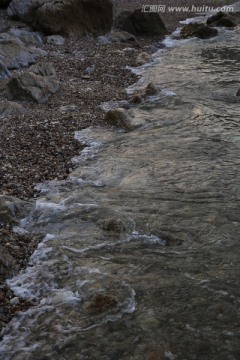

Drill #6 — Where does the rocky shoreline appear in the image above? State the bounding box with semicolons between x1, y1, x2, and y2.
0;0;237;337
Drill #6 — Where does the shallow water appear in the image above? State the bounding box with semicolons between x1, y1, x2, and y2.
1;24;240;360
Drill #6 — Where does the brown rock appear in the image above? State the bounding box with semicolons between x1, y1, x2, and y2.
136;52;152;66
206;11;236;28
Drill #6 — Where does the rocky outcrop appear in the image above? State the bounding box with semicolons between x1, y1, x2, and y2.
0;35;46;70
6;62;59;103
7;0;113;37
114;9;167;36
180;23;218;39
206;11;236;28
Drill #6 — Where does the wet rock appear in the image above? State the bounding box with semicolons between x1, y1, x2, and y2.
0;101;26;117
136;51;152;65
180;23;218;39
114;9;168;36
46;35;65;46
206;11;236;28
0;59;10;79
145;82;157;96
6;62;59;103
0;36;40;69
98;217;126;234
0;195;30;224
8;0;113;37
236;89;240;96
129;82;157;103
146;349;166;360
85;294;118;315
98;30;136;44
104;108;134;130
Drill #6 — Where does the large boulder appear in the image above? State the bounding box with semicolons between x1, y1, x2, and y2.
114;9;167;36
7;0;113;37
6;62;59;103
180;23;218;39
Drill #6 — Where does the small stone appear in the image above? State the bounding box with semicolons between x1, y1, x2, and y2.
10;296;20;305
104;108;133;130
236;89;240;96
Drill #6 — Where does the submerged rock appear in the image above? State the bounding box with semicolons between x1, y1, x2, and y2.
85;294;118;315
180;23;218;39
114;8;168;36
6;62;59;103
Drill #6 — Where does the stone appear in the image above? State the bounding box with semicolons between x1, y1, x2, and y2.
180;23;218;39
0;245;18;281
136;52;152;65
0;195;30;224
129;82;157;103
0;60;10;79
46;35;65;45
6;62;59;103
8;0;113;37
9;296;20;305
236;89;240;96
104;108;134;130
114;9;168;36
206;11;236;28
98;217;126;233
98;30;136;44
0;101;26;117
0;36;46;70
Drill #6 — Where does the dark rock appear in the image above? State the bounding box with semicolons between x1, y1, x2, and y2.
98;217;126;233
180;23;218;39
8;0;113;37
114;8;167;36
236;89;240;96
0;245;18;281
207;11;236;28
6;62;59;103
0;0;11;9
9;27;44;45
